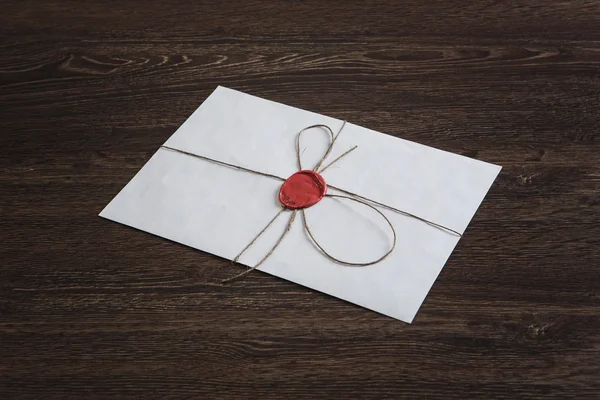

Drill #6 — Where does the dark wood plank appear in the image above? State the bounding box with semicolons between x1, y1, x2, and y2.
1;1;599;398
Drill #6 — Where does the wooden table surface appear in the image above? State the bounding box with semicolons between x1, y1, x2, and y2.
2;1;599;399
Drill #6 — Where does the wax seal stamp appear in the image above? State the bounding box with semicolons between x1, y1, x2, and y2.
279;170;327;209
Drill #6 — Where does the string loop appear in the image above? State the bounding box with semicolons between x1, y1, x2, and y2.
296;121;352;172
301;194;397;266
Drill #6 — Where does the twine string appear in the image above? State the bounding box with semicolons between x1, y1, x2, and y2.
232;207;286;265
161;145;286;182
159;121;462;283
325;184;462;237
302;194;397;266
296;121;356;172
313;120;345;172
318;145;358;173
296;124;333;171
222;208;297;283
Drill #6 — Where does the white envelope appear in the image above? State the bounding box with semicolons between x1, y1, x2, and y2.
100;86;501;323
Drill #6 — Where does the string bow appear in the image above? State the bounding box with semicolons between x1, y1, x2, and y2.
162;121;461;283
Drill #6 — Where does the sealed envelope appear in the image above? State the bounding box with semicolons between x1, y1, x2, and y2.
100;86;501;323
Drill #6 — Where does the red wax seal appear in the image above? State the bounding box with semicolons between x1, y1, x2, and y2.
279;170;327;209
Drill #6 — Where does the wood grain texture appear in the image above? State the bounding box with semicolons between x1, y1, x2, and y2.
1;1;599;399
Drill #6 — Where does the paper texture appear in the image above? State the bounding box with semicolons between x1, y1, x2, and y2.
100;86;501;323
